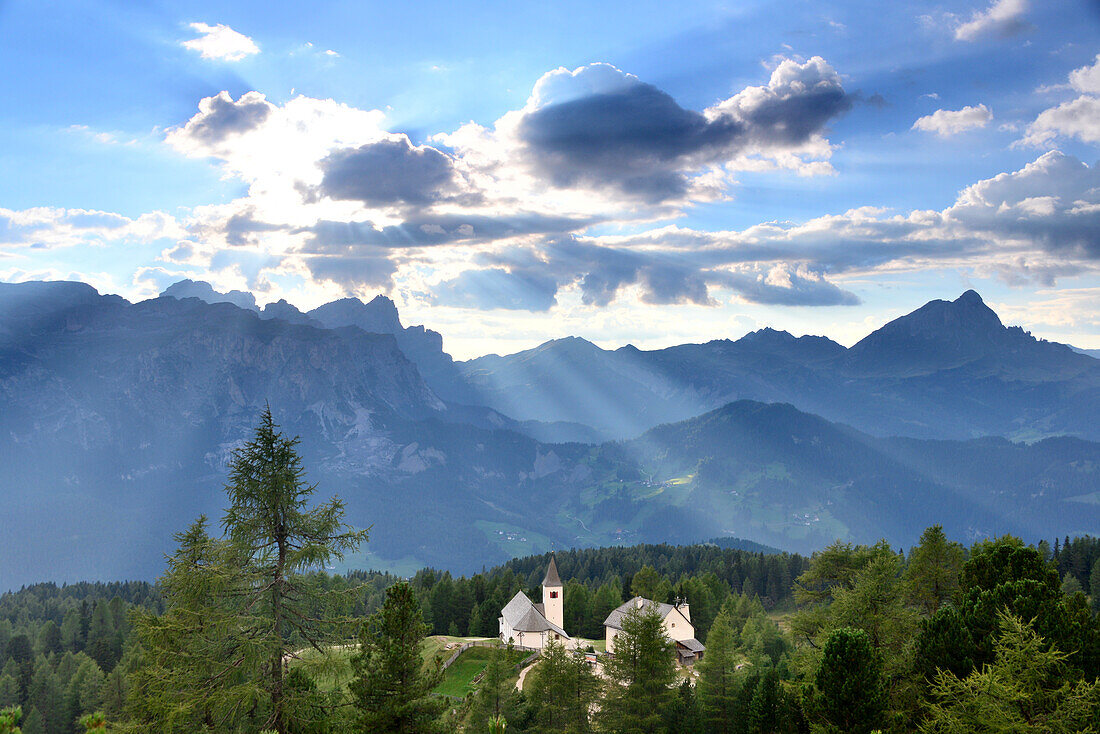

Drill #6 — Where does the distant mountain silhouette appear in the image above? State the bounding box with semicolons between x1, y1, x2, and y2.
3;280;1099;587
461;290;1100;441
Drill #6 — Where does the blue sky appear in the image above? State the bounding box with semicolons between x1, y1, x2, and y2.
1;0;1099;358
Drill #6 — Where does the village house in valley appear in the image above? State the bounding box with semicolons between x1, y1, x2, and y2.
604;596;706;665
498;555;571;650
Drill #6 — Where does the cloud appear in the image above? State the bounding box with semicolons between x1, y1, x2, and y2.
181;22;260;62
302;212;591;251
717;265;861;306
172;91;273;146
1069;54;1100;94
912;104;993;136
317;137;463;206
304;253;398;291
183;21;262;61
954;0;1029;41
1021;56;1100;147
440;58;851;206
0;207;183;250
430;268;560;311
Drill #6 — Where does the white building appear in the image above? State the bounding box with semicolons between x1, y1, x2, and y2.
498;556;572;650
603;596;706;665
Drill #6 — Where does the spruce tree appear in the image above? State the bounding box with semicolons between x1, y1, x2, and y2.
903;525;965;616
349;582;445;733
810;627;885;734
696;608;738;734
524;639;597;734
467;644;522;732
598;605;677;734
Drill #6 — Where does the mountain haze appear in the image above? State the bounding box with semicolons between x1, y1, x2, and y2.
1;280;1098;588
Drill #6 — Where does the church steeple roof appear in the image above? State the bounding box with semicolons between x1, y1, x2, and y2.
542;555;562;587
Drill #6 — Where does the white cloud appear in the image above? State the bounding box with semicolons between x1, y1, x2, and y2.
0;207;184;251
181;22;259;62
912;104;993;136
954;0;1029;41
1069;54;1100;94
1021;55;1100;147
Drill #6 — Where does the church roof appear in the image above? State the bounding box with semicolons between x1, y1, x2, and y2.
602;596;684;630
542;555;562;587
500;591;569;638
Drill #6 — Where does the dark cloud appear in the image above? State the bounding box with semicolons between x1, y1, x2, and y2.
715;268;861;306
519;83;743;202
305;254;398;290
430;268;560;311
515;59;851;203
301;212;591;251
180;92;271;144
318;138;460;206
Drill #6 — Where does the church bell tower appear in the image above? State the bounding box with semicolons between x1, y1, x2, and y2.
542;555;564;630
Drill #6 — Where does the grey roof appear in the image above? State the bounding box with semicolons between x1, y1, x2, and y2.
501;591;569;638
543;555;562;587
603;597;682;630
677;637;706;654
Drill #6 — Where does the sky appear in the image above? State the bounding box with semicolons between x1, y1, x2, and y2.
1;0;1099;359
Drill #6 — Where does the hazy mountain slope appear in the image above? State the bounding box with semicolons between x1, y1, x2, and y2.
0;283;584;585
545;401;1100;554
459;292;1100;441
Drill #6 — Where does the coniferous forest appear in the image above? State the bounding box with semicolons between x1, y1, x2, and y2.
1;412;1100;732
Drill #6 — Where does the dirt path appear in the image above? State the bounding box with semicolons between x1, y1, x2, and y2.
515;658;540;691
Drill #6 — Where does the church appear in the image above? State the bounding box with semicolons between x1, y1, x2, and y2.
498;556;572;650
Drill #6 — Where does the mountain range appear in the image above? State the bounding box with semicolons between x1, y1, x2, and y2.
0;279;1098;588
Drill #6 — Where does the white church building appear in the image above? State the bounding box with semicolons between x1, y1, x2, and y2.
498;556;573;650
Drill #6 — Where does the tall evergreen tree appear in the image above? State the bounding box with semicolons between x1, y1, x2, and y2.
921;613;1100;733
696;609;738;734
904;525;965;616
349;582;445;733
525;639;597;734
128;408;367;733
220;407;368;733
598;605;677;734
810;627;885;734
467;644;523;733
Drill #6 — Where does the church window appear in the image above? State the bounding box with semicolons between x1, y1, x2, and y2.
550;591;558;598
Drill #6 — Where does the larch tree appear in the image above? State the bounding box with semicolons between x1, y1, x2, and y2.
349;581;446;733
903;525;965;616
524;639;598;734
598;605;677;734
695;608;738;734
920;613;1100;733
128;408;368;734
220;407;369;733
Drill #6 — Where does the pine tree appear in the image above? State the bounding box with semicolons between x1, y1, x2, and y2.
1091;561;1100;614
904;525;965;616
525;639;597;734
26;657;62;734
598;605;677;734
810;627;885;734
349;582;446;733
467;644;522;732
696;609;738;734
